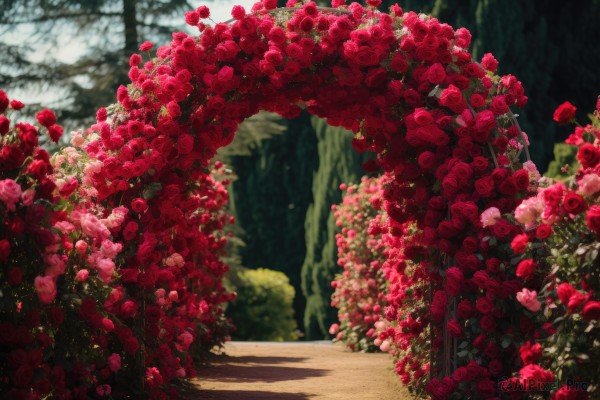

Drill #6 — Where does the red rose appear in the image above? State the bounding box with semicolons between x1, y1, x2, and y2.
481;53;498;72
475;176;495;197
47;124;63;143
426;63;446;84
475;297;493;314
511;169;529;191
35;109;57;127
479;315;496;332
556;282;576;304
519;341;542;364
0;90;8;112
417;151;436;170
474;110;496;141
457;299;474;319
567;291;587;313
535;224;552;239
131;198;148;213
577;143;600;169
516;259;536;280
439;84;466;113
553;101;576;124
582;300;600;320
586;205;600;233
120;300;138;318
563;191;586;214
431;290;447;322
0;115;9;135
452;366;468;381
510;233;528;254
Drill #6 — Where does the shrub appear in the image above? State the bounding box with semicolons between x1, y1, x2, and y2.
226;267;298;341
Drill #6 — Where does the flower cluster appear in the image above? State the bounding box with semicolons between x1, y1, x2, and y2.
507;99;600;399
330;177;388;352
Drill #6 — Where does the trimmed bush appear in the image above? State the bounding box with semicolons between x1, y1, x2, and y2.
226;267;298;341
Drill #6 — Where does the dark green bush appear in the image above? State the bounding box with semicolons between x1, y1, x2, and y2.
226;267;298;341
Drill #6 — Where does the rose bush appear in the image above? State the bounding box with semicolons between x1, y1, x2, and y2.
330;177;388;352
506;99;600;399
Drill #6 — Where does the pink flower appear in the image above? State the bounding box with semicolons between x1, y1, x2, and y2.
34;275;57;304
107;353;121;372
75;269;89;282
0;179;22;211
577;173;600;197
97;258;116;284
80;213;111;240
480;207;501;227
178;331;194;350
514;196;544;229
516;288;541;312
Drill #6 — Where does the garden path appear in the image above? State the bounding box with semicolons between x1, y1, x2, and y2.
185;341;411;400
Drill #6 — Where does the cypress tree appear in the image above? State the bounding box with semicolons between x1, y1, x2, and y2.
301;117;370;339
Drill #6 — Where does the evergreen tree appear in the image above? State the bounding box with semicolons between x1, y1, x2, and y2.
0;0;197;128
227;112;319;331
301;117;370;339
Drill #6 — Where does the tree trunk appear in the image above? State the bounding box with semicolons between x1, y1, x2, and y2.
123;0;138;54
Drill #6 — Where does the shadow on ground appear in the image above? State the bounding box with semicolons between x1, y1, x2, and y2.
182;389;314;400
198;354;328;383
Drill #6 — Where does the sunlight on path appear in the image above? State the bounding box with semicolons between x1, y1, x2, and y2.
187;341;411;400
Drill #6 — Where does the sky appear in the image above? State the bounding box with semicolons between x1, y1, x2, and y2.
4;0;260;106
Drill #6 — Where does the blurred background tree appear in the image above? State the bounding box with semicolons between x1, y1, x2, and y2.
0;0;197;129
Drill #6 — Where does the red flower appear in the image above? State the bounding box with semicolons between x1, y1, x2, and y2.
47;124;63;143
510;233;528;254
586;205;600;234
582;300;600;320
35;109;57;127
567;291;587;313
519;341;542;365
553;101;576;124
0;90;9;112
577;143;600;168
0;115;9;135
444;267;463;296
563;191;586;214
535;224;552;239
481;53;498;72
516;259;536;280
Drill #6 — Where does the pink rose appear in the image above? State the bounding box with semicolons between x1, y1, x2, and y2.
75;269;90;282
516;288;541;312
97;259;115;283
107;353;121;372
80;213;110;240
514;196;543;229
577;173;600;197
0;179;22;211
34;275;57;304
480;207;501;227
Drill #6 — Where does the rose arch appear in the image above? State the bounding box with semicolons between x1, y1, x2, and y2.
2;0;541;398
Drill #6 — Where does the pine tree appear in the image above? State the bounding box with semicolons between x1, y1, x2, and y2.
0;0;197;129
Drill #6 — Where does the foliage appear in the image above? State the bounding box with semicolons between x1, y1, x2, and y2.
225;110;319;332
0;0;200;128
301;116;370;339
226;267;298;341
545;143;579;181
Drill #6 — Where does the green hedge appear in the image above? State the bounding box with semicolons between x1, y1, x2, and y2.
226;268;298;341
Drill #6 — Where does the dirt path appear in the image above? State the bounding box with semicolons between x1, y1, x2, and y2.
186;341;411;400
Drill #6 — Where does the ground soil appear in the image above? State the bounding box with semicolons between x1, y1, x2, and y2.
184;341;412;400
